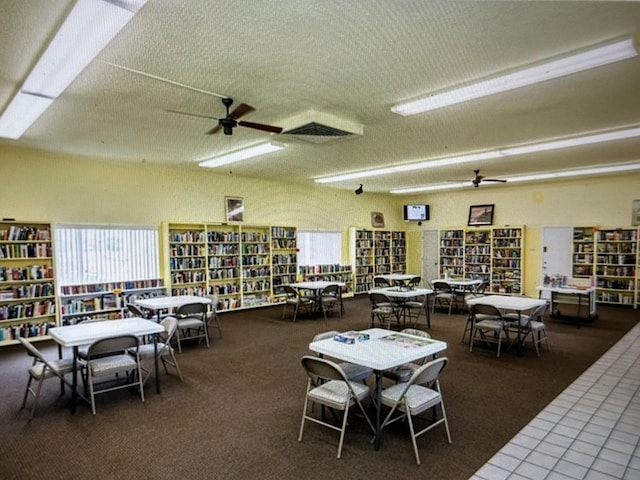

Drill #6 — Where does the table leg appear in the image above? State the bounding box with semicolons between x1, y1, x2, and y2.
154;333;160;394
71;346;78;414
374;369;382;450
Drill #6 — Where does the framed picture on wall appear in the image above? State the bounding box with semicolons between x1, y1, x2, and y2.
371;212;385;228
468;204;494;226
633;200;640;226
225;196;244;222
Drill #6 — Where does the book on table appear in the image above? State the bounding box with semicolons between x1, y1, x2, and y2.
333;330;370;344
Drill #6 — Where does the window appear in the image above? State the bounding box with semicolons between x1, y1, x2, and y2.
297;231;341;266
54;224;159;286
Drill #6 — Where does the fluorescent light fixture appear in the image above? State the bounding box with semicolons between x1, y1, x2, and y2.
0;93;54;140
390;162;640;194
314;125;640;184
392;37;638;116
0;0;148;139
500;127;640;156
314;151;502;184
199;142;285;168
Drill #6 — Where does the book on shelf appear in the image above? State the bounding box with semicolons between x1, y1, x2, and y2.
333;330;370;344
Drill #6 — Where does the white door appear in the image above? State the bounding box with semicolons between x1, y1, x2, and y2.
540;226;572;299
422;229;439;287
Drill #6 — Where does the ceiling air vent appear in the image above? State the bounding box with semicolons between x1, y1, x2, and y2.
281;110;363;144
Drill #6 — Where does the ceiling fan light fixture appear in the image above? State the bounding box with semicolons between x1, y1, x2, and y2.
391;36;638;116
199;141;285;168
0;0;148;139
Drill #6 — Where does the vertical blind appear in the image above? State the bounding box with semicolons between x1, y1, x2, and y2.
297;230;341;266
54;224;159;286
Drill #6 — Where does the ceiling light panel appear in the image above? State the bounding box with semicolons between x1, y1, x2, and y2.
391;37;638;116
199;142;285;168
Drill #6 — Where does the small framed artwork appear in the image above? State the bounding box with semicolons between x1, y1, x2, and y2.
632;200;640;226
371;211;385;228
468;204;494;226
225;196;244;222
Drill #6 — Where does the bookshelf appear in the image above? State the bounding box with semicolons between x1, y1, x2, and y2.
391;231;407;274
594;228;637;306
572;227;595;279
571;226;639;308
298;264;354;297
207;224;241;311
241;226;272;308
350;228;407;294
0;221;58;345
438;229;464;278
491;227;524;294
162;222;295;312
58;279;165;325
464;228;492;284
437;226;525;295
271;226;297;289
374;231;392;275
350;228;375;294
167;223;207;297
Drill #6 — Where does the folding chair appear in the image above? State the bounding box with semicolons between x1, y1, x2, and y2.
379;357;452;464
18;337;76;420
299;355;375;458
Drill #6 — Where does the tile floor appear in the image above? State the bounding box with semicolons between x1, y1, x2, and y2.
470;321;640;480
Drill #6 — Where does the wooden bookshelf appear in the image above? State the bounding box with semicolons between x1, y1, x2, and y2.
58;279;165;325
162;223;298;312
0;221;58;345
271;226;298;289
437;226;525;295
438;229;464;278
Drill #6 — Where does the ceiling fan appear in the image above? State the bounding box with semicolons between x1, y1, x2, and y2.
168;97;283;136
464;169;508;188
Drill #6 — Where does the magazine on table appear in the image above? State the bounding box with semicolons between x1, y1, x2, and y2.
382;333;435;348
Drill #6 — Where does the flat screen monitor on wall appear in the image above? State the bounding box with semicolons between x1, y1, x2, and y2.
403;204;429;221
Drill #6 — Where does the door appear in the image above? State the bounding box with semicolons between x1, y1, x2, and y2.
422;229;439;287
540;226;572;299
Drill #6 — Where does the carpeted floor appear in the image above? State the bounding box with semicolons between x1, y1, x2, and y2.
0;296;637;480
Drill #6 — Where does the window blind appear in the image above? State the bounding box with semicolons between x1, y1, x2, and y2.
297;230;341;266
54;224;159;286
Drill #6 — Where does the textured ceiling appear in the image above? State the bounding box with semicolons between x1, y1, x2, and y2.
1;0;639;193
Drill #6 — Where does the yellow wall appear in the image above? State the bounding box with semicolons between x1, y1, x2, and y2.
3;144;640;295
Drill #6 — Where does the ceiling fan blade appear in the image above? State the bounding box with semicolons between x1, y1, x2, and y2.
238;121;283;134
229;103;256;120
166;109;218;121
206;125;222;135
483;178;508;183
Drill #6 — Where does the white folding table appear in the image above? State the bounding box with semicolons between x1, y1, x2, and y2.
466;295;547;354
289;281;346;315
135;294;212;322
309;328;447;450
49;317;164;413
369;286;434;327
375;274;418;286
